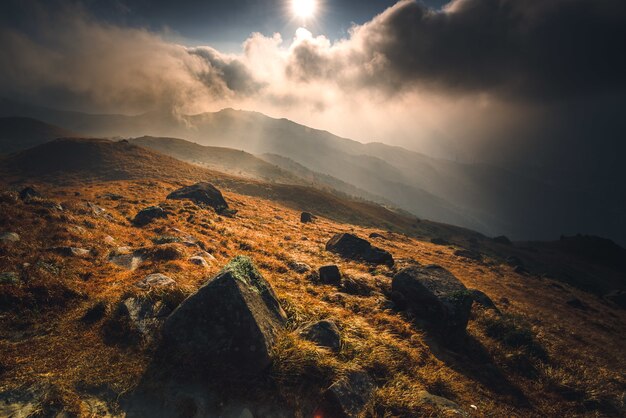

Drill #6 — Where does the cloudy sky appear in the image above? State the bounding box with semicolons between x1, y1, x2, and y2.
1;0;625;177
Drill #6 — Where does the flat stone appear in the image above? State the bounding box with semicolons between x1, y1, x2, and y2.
189;256;210;269
417;390;464;415
136;273;176;289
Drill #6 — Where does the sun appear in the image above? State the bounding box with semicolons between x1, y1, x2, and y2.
292;0;316;19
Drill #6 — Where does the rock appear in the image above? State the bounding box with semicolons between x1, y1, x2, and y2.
103;235;116;245
300;320;341;352
493;235;512;245
287;261;311;273
392;265;473;334
188;256;210;269
566;298;588;310
417;390;464;415
194;250;216;262
430;237;449;245
604;290;626;309
454;249;482;261
506;256;524;267
19;186;39;201
0;232;20;245
86;202;107;216
320;370;374;418
468;288;499;311
160;256;287;376
82;301;108;324
105;297;171;345
341;275;372;296
136;273;176;289
369;232;384;239
326;233;394;266
51;246;90;257
166;182;228;212
109;250;145;271
300;212;313;223
0;272;20;285
133;206;167;226
319;265;342;285
513;265;528;274
148;244;186;261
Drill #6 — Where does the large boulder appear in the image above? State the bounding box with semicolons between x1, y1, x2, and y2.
166;182;228;212
160;256;286;377
326;233;393;266
392;265;473;334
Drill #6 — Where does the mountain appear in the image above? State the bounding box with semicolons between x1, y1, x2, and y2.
130;136;389;203
1;99;623;245
0;117;81;154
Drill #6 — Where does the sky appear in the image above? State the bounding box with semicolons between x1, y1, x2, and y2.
0;0;625;183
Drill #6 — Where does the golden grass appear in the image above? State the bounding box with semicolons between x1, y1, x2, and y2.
0;179;624;417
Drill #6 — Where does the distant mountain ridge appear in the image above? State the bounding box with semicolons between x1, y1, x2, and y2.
0;117;82;154
1;98;623;244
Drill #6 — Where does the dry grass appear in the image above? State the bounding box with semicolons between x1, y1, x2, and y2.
0;179;625;417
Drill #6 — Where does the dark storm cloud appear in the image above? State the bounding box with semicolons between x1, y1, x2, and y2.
287;0;626;101
188;47;263;94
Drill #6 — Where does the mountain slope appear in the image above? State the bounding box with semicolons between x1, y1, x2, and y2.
0;147;624;416
0;117;82;154
2;99;623;244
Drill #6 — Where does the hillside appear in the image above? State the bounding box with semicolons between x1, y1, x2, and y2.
129;136;302;184
4;100;622;245
0;137;625;417
0;117;81;154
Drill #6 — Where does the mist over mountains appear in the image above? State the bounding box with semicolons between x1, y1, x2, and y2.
1;98;623;245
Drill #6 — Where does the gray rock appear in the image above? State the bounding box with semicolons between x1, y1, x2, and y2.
133;206;167;227
136;273;176;289
0;232;20;245
109;251;145;271
369;232;384;239
166;182;228;212
300;212;313;223
300;320;341;352
326;233;394;266
319;265;342;285
454;249;482;261
106;297;171;344
160;256;286;377
430;237;449;245
189;256;210;269
417;390;464;415
392;265;473;334
321;370;374;418
19;186;39;201
287;261;311;274
51;246;90;257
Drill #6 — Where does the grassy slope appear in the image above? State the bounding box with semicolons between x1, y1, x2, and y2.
0;139;624;416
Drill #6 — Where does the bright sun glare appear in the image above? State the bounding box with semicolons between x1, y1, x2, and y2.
292;0;316;19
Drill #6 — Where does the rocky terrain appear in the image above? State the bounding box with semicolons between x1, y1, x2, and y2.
0;138;625;417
